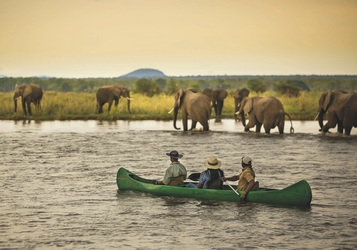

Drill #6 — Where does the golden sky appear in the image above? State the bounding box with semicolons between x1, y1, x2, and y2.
1;0;356;77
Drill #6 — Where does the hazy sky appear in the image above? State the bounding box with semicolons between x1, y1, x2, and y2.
1;0;356;78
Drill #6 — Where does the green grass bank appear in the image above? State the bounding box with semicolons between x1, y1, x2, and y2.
0;91;321;121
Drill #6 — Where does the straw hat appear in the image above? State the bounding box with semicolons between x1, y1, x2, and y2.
242;156;252;165
204;156;222;169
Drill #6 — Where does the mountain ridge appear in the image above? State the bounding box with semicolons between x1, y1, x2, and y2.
119;68;167;79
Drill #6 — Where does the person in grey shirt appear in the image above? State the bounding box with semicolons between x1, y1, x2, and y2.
152;150;187;186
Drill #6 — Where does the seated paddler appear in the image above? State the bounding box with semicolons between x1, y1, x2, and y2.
222;156;259;200
186;156;225;189
152;150;187;186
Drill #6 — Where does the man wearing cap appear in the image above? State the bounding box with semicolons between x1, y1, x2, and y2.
152;150;187;186
186;156;225;189
222;156;258;200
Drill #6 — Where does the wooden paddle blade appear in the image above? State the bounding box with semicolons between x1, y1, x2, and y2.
188;173;201;181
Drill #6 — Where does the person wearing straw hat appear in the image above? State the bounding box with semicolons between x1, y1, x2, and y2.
222;156;259;200
186;156;225;189
152;150;187;186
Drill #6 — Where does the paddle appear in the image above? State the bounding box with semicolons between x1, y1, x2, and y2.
187;173;201;181
187;173;241;197
224;181;241;197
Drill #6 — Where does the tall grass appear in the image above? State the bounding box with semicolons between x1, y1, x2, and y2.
0;91;322;121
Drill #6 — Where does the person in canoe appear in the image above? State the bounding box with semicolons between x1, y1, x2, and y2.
186;156;225;189
222;156;259;200
152;150;187;186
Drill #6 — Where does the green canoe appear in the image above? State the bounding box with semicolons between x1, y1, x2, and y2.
116;168;312;206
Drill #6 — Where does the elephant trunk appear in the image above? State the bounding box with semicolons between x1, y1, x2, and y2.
240;112;246;127
317;110;325;129
127;99;131;113
173;107;181;130
14;98;17;112
234;99;239;120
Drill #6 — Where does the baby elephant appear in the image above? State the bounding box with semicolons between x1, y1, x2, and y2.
237;96;294;134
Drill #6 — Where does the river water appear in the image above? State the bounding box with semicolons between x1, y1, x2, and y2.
0;120;356;249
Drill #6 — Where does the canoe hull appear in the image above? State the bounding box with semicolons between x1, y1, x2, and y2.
116;168;312;206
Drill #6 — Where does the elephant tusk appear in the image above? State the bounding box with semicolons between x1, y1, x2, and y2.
314;112;320;121
126;97;135;101
168;107;175;114
235;111;240;115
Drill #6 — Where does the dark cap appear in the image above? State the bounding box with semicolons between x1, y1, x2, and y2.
166;150;183;159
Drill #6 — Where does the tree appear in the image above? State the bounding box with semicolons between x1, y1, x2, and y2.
165;79;180;95
273;82;301;97
59;81;72;92
286;80;310;91
247;79;266;94
198;79;210;90
134;79;161;97
156;78;167;90
189;82;202;92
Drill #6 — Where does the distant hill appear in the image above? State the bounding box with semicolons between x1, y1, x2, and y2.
119;68;167;79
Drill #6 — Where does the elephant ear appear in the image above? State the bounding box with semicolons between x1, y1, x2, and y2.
22;84;32;97
176;89;184;108
13;84;21;99
202;89;212;99
219;90;228;99
112;87;122;98
121;88;130;98
323;91;333;111
235;88;250;100
241;88;250;97
243;97;254;114
14;84;20;93
125;89;131;98
234;89;239;99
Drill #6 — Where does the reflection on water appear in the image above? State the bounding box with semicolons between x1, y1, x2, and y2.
2;119;356;135
0;120;356;249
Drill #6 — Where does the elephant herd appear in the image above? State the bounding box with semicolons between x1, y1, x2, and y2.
171;88;295;134
11;84;357;135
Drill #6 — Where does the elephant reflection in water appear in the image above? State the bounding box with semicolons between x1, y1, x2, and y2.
96;85;132;114
13;83;43;116
237;96;294;134
169;89;211;131
315;90;357;135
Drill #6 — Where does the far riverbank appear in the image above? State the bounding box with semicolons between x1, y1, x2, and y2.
0;91;321;121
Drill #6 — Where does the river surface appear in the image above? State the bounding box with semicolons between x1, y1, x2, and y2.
0;120;356;249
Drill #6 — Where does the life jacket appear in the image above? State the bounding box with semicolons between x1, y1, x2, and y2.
204;169;224;189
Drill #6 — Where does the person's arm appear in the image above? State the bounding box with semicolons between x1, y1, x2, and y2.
240;179;255;199
196;171;208;189
222;175;239;182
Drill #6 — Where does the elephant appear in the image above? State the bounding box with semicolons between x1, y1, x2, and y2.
234;88;250;121
96;85;131;114
202;88;228;118
170;89;211;131
237;96;294;134
13;83;43;116
315;90;357;135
